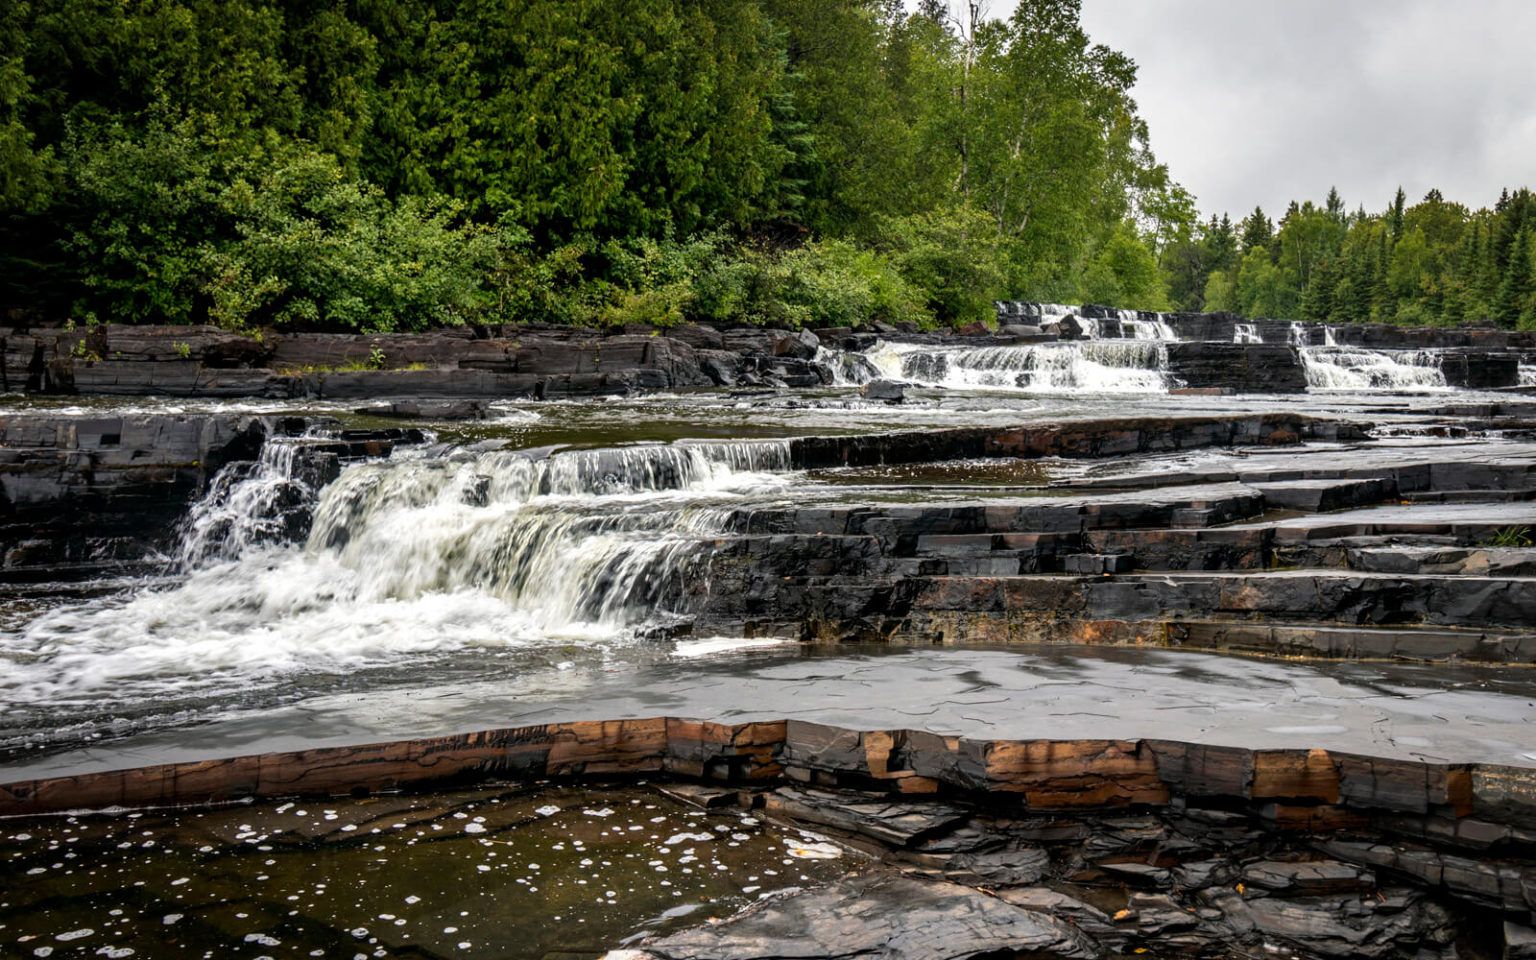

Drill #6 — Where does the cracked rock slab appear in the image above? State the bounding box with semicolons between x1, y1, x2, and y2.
626;872;1100;960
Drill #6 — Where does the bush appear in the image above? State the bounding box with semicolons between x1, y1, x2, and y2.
773;240;931;329
64;118;505;331
879;205;1007;328
204;154;502;331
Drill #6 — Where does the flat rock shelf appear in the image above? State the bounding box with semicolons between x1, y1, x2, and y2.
6;311;1536;959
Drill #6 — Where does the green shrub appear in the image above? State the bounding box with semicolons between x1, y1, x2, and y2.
879;205;1007;328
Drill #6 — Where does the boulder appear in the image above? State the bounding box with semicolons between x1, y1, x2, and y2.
1057;315;1089;340
772;329;821;361
999;323;1045;339
860;379;907;404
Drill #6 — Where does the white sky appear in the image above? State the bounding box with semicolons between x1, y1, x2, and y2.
929;1;1536;218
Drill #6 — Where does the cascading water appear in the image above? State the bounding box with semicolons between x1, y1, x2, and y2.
1097;309;1177;341
1234;323;1262;344
177;429;336;568
1;438;795;704
854;340;1175;393
993;302;1177;341
1299;346;1448;391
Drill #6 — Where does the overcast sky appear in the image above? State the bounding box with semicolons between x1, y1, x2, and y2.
964;1;1536;219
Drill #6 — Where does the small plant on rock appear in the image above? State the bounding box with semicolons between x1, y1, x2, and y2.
1485;526;1533;548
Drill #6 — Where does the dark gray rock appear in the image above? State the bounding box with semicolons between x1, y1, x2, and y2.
860;379;906;403
1243;859;1375;895
1507;921;1536;960
773;329;821;361
355;400;489;421
634;872;1100;960
997;887;1120;940
1243;888;1456;959
941;843;1050;887
762;787;968;848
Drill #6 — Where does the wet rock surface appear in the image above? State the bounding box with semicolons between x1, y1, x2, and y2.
6;307;1534;401
9;775;1533;960
6;309;1536;958
0;783;848;960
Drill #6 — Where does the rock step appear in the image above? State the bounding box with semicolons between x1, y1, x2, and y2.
695;571;1536;633
1165;620;1536;664
1068;455;1536;494
1249;476;1399;512
785;414;1365;471
1403;488;1536;503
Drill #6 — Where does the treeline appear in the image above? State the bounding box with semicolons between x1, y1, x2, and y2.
1164;187;1536;329
3;2;1531;333
0;0;1187;331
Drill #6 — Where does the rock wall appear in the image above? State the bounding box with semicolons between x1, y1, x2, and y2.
6;311;1533;399
0;413;268;573
0;414;405;577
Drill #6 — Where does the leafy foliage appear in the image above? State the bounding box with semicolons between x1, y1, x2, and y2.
1165;187;1536;327
17;0;1522;332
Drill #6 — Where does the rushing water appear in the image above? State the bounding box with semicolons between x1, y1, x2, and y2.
0;439;794;713
1298;346;1448;391
836;339;1175;393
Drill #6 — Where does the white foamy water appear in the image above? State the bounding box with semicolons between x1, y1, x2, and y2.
1299;346;1448;392
1;440;794;703
1234;323;1262;344
672;636;798;658
853;340;1174;393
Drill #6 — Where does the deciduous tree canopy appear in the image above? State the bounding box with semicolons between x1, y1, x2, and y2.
1;0;1529;331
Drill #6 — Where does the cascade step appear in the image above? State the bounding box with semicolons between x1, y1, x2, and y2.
695;570;1536;633
1166;620;1536;663
1251;476;1399;512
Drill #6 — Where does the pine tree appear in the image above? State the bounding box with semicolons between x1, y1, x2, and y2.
1371;227;1393;320
1239;206;1272;253
1495;226;1534;327
1389;187;1406;240
1325;186;1345;224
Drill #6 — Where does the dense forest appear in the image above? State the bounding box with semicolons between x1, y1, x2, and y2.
1;0;1533;332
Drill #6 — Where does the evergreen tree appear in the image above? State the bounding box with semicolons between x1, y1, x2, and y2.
1495;225;1534;327
1239;207;1273;253
1325;186;1345;224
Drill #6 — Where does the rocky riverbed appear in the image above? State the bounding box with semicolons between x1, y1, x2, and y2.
4;304;1536;958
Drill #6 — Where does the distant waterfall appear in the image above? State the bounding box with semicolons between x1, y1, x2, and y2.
994;302;1178;341
1234;323;1262;344
1299;347;1447;391
851;340;1174;393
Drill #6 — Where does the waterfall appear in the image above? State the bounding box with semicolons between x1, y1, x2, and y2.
991;302;1178;341
1299;347;1448;391
302;442;787;624
851;340;1174;393
5;439;795;701
814;345;881;386
1288;322;1309;346
1234;323;1262;344
1521;365;1536;388
178;430;336;569
1102;310;1177;341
